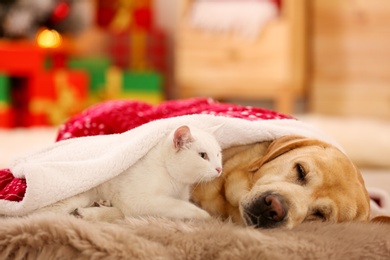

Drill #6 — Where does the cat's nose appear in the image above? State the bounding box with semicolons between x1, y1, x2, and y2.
216;167;222;174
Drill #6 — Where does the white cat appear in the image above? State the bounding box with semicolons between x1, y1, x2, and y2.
34;125;222;222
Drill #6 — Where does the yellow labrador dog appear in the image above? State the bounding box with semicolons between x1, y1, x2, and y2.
191;135;370;229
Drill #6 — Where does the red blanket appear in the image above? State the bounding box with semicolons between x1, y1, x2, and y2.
0;98;292;203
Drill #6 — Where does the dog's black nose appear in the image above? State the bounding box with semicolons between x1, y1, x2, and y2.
244;193;287;228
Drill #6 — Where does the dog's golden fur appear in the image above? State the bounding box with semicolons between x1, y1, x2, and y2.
191;135;370;229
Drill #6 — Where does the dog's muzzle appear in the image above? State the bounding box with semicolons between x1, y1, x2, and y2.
243;192;287;228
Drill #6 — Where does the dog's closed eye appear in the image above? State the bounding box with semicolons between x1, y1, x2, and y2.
305;209;327;222
295;163;307;183
312;210;326;221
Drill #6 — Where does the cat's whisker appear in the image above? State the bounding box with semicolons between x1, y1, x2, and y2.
196;175;212;186
191;176;213;193
191;181;203;192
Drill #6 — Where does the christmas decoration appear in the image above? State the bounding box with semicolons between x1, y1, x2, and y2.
28;69;89;126
0;0;167;127
0;40;45;74
105;68;163;104
0;0;93;39
0;74;13;128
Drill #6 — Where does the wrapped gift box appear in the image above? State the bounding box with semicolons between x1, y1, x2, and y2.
68;56;112;94
105;69;163;104
28;69;89;126
0;74;10;104
108;29;166;73
122;71;163;104
0;40;45;76
0;74;13;128
96;0;153;31
0;107;14;128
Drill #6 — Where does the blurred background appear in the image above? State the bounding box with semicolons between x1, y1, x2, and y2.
0;1;389;194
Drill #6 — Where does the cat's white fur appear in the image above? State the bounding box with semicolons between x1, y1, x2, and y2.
33;125;222;221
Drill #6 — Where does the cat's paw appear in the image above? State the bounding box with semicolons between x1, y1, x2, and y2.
185;208;211;219
69;206;101;220
195;209;211;219
70;205;125;222
91;200;112;207
70;208;83;218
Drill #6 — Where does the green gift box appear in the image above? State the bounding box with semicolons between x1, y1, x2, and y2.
0;74;10;103
104;69;164;104
122;72;164;104
123;72;162;92
68;57;112;93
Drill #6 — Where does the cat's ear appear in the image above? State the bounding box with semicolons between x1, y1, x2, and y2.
173;125;194;150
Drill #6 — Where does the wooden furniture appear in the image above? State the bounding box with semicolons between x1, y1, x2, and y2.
174;0;307;114
309;0;390;119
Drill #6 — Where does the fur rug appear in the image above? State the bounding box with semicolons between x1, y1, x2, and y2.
1;214;389;259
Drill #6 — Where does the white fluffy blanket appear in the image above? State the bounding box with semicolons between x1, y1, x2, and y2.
0;114;337;216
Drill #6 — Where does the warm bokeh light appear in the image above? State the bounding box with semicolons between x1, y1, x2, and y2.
36;28;62;48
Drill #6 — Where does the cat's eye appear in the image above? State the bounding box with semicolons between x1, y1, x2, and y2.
199;152;209;160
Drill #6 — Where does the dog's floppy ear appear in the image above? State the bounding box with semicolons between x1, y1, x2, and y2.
248;135;329;172
370;216;390;224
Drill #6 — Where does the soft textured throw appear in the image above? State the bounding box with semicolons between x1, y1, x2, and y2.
1;214;390;259
0;98;342;216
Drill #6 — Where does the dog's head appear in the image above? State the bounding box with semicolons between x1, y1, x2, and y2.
239;135;370;229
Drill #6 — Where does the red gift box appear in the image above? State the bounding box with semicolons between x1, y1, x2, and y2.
0;106;14;128
108;29;167;72
27;69;89;126
0;40;45;76
133;7;153;30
